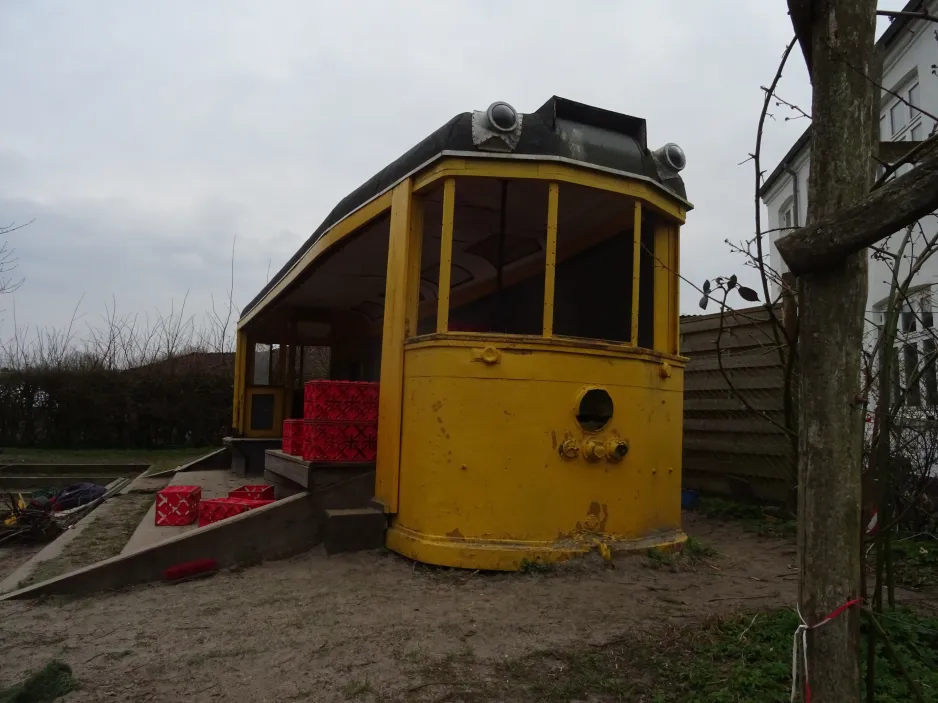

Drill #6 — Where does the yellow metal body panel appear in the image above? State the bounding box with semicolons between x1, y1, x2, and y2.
375;179;417;512
388;335;686;570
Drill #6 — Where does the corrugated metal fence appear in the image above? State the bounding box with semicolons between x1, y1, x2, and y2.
680;304;796;504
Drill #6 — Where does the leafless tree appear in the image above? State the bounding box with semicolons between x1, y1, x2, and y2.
0;220;30;298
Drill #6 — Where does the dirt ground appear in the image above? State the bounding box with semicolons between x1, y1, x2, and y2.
0;513;808;702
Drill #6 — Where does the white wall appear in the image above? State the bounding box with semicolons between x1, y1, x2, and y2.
762;3;938;333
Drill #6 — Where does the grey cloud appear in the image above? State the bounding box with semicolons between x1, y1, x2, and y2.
0;0;908;333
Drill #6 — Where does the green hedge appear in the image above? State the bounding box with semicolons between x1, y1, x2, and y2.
0;361;232;449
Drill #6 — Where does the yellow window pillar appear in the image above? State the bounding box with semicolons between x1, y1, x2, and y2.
542;182;560;336
232;330;248;434
630;201;642;345
375;178;418;512
436;178;456;333
673;226;681;354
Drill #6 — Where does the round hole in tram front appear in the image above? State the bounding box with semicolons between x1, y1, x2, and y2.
576;388;614;432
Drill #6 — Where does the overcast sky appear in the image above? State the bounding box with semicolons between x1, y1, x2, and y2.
0;1;908;338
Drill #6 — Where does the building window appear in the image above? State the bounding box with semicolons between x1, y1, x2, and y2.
887;81;920;138
908;83;919;119
890;101;907;135
911;122;924;143
779;201;795;231
891;286;938;409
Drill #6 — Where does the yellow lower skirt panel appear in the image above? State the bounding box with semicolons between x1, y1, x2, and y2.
386;523;687;572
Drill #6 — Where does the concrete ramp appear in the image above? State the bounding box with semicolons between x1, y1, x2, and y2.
121;470;254;555
0;492;320;600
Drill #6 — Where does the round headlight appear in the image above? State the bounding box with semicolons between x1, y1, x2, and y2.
663;143;686;172
487;101;519;132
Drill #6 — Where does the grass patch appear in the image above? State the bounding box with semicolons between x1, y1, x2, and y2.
646;537;716;571
398;608;938;702
341;680;374;699
697;497;796;538
0;660;78;703
890;534;938;591
0;447;214;476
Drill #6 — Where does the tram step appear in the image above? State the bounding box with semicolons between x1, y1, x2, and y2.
323;507;387;555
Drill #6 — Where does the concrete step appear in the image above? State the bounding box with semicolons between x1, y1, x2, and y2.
323;507;387;555
264;450;376;507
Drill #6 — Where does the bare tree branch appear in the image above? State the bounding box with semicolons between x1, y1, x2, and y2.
876;9;938;26
776;138;938;274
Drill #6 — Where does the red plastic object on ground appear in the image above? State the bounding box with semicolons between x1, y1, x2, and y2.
282;419;304;455
198;497;274;527
229;484;275;501
302;419;378;463
155;485;202;526
163;558;219;583
304;380;379;422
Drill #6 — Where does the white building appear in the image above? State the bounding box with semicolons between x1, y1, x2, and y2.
761;0;938;407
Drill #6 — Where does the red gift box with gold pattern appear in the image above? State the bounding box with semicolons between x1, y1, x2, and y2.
303;380;379;422
302;420;377;463
229;484;275;501
198;497;274;527
155;485;202;526
282;419;304;455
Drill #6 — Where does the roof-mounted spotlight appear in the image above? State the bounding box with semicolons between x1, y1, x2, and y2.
472;101;523;152
652;142;686;176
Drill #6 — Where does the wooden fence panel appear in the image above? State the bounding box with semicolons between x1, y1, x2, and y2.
680;305;795;504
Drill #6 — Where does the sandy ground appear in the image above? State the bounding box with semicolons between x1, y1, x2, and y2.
0;513;805;703
0;543;44;583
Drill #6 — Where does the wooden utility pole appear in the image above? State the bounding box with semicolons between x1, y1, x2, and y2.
787;1;877;700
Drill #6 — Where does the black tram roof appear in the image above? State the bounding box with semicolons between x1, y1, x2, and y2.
241;96;688;320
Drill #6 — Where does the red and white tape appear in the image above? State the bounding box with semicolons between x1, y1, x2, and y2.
791;598;863;703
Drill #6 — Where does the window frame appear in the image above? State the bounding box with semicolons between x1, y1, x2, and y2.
885;81;921;140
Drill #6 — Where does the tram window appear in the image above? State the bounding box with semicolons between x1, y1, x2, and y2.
637;222;655;349
298;346;331;381
252;343;272;385
551;187;656;347
437;178;548;336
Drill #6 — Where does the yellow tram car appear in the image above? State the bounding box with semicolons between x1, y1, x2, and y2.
231;97;692;570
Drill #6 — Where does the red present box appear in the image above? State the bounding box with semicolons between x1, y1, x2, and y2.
229;484;275;501
198;497;275;527
155;485;202;526
282;419;304;455
302;419;378;463
304;380;379;422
